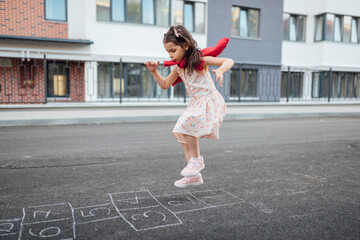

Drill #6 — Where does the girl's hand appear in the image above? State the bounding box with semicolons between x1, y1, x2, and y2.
145;61;159;73
212;69;224;87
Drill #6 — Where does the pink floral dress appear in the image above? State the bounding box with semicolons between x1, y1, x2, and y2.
172;67;227;143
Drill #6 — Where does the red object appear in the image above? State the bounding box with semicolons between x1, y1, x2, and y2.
164;38;229;86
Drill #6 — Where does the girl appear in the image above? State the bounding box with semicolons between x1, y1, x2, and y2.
145;25;234;187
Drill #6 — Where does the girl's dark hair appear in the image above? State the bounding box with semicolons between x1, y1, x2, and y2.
163;25;203;75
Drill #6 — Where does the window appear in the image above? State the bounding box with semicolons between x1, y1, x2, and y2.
97;62;169;98
156;0;170;26
112;0;125;22
45;0;67;21
97;0;170;26
173;1;205;33
47;62;69;97
281;72;303;98
315;14;360;43
312;71;360;98
230;68;257;98
231;6;259;38
283;13;306;42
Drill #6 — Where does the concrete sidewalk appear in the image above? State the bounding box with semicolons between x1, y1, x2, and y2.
1;103;360;127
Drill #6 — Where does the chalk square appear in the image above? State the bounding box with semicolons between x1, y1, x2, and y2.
190;189;244;207
110;191;159;211
155;193;210;213
0;218;21;238
21;219;74;239
119;206;182;231
23;203;73;225
73;203;119;225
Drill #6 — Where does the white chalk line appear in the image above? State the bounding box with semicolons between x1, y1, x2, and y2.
22;217;73;225
26;202;70;208
76;216;120;225
69;203;76;240
174;202;242;214
17;208;26;240
136;222;183;232
116;204;160;212
0;218;22;222
0;232;17;236
73;203;112;210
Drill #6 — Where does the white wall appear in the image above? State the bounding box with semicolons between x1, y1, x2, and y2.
68;0;207;63
282;0;360;70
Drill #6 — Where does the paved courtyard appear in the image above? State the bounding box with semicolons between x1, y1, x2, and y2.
0;117;359;239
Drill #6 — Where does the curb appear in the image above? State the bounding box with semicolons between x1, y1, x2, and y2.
1;112;360;127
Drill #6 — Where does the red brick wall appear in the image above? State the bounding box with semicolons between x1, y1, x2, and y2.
0;58;84;103
0;0;68;38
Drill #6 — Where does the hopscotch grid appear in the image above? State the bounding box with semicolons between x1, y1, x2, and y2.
187;192;213;207
3;189;243;237
69;203;76;240
76;216;120;225
109;193;139;232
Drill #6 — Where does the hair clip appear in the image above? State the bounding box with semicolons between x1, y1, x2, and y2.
173;28;182;38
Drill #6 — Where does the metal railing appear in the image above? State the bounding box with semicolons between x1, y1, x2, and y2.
1;58;359;104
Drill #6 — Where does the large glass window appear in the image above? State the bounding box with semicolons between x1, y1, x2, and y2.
230;68;258;98
112;0;125;21
343;16;352;42
45;0;67;21
173;0;184;26
156;0;170;26
325;14;335;41
231;6;259;38
312;71;360;98
47;62;69;97
97;0;170;26
96;0;110;21
281;72;303;98
194;3;205;33
351;18;358;43
283;13;306;42
334;16;342;41
173;1;205;33
127;0;141;23
98;62;170;99
315;15;324;42
184;3;194;32
315;14;359;43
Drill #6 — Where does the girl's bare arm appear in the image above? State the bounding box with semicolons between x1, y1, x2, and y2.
145;61;179;89
203;56;234;86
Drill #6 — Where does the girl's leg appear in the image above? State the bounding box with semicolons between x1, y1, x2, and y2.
181;143;191;163
183;134;200;158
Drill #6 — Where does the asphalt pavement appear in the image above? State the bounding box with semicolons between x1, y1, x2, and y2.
0;117;359;239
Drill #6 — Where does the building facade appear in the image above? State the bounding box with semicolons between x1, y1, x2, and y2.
282;0;360;102
0;0;359;104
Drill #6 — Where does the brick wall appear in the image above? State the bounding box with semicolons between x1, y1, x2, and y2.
0;0;68;38
0;58;84;103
